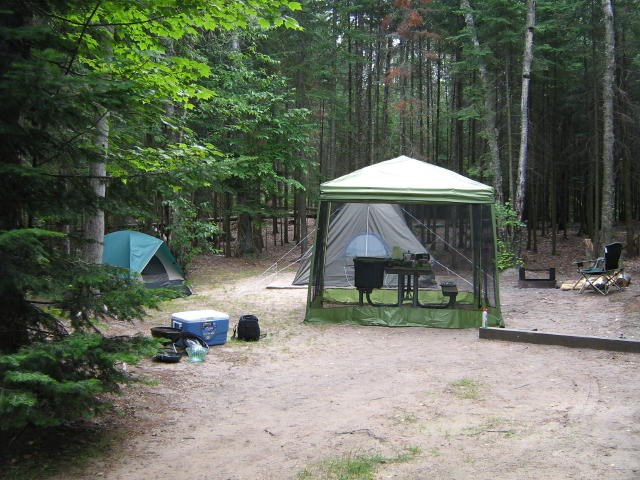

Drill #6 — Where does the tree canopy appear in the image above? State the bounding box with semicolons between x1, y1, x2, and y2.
0;0;304;432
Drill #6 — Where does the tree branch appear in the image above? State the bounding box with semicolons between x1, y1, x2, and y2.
64;1;102;76
47;11;177;28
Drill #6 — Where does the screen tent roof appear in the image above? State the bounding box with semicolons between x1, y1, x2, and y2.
320;156;494;204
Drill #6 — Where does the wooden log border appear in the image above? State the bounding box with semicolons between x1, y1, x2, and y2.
479;327;640;353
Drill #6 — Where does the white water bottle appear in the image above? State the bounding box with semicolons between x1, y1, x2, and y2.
482;308;488;328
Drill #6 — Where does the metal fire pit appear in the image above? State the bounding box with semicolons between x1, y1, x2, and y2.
517;267;557;288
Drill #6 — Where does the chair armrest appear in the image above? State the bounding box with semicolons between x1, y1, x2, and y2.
573;257;604;270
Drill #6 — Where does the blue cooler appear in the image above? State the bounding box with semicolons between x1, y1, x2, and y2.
171;310;229;346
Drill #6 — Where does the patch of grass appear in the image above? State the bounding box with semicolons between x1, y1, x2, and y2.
394;446;421;462
463;454;476;464
296;447;420;480
392;408;419;425
460;424;484;436
484;415;516;438
486;415;507;428
460;416;515;438
448;377;481;400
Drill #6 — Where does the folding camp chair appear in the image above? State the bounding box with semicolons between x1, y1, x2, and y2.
575;242;624;295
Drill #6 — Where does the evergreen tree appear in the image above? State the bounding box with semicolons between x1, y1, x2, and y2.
0;0;301;432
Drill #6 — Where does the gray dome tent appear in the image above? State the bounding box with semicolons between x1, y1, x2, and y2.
293;203;429;287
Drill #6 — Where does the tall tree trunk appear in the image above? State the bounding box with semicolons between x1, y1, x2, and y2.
548;94;558;255
515;0;536;221
346;19;354;172
82;109;109;263
373;34;383;163
294;67;308;253
619;22;637;255
224;192;232;258
434;47;443;163
82;24;113;264
599;0;615;245
505;56;515;203
326;4;339;179
381;37;392;161
399;40;408;155
296;181;307;253
418;36;425;157
237;188;260;258
367;22;374;165
460;0;503;204
451;43;464;172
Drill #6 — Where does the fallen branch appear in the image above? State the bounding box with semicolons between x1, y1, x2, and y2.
336;428;386;441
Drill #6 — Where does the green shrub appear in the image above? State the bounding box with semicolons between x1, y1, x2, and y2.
495;202;525;271
163;197;220;268
0;229;166;435
0;334;158;431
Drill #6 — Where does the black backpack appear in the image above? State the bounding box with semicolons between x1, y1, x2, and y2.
233;314;261;341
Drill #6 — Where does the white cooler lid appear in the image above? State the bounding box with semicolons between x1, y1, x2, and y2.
171;310;229;322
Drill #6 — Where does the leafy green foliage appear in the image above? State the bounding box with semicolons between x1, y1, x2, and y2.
0;334;158;431
53;0;302;109
163;197;220;268
185;36;313;255
495;202;525;271
0;0;306;439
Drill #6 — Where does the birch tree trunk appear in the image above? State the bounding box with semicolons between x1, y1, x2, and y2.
460;0;503;204
599;0;615;245
82;109;109;263
515;0;536;222
82;25;112;264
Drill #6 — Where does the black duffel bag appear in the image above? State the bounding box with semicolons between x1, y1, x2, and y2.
233;314;261;341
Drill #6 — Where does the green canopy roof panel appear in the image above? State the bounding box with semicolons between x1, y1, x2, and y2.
320;156;494;203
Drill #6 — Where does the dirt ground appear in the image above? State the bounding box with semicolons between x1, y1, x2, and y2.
47;233;640;480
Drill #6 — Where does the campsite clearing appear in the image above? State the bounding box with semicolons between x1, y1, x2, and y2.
43;235;640;480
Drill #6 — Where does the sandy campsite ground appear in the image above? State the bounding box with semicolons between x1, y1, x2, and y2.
46;235;640;480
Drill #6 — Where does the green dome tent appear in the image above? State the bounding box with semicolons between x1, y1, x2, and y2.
103;230;187;290
304;156;502;329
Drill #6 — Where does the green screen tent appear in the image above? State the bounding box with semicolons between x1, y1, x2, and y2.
103;230;187;290
304;156;502;328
